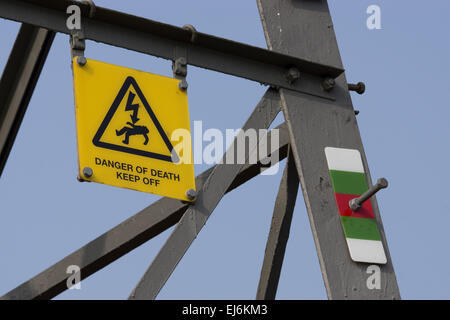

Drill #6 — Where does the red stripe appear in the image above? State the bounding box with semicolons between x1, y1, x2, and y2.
334;193;375;219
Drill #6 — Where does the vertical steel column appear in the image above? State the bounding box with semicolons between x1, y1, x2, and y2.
257;0;400;299
129;89;280;300
0;24;55;176
256;148;299;300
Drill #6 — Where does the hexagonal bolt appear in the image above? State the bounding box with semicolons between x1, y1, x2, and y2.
186;189;197;200
77;56;87;66
178;79;188;91
322;77;335;91
349;178;388;211
286;67;300;84
348;82;366;95
82;167;93;178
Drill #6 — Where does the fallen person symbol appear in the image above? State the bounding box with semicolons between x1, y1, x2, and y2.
116;122;149;145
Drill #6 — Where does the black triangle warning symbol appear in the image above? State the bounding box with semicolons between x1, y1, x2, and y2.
92;76;177;163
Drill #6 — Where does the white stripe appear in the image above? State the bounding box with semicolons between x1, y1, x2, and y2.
346;238;387;264
324;147;364;173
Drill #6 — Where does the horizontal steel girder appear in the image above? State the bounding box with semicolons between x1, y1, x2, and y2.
0;0;343;100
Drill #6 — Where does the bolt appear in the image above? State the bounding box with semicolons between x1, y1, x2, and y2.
178;79;188;91
186;189;197;200
77;56;87;66
322;77;335;91
82;167;93;178
348;82;366;94
349;178;388;211
286;67;300;84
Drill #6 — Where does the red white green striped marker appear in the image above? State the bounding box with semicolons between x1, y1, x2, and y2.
324;147;387;264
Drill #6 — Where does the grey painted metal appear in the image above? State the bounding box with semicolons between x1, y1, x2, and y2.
1;118;288;300
349;178;388;211
256;148;299;300
129;89;280;300
0;0;343;100
257;0;400;299
0;24;55;177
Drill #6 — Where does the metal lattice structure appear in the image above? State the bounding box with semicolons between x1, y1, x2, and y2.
0;0;400;300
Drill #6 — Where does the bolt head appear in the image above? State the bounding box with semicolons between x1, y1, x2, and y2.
322;77;335;91
377;178;388;189
83;167;93;178
356;82;366;94
178;79;188;91
349;198;361;211
76;56;87;66
286;67;300;83
186;189;197;200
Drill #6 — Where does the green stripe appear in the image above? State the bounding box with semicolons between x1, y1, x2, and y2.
340;216;381;241
329;170;368;195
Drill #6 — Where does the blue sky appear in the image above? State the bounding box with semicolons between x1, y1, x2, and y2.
1;0;450;299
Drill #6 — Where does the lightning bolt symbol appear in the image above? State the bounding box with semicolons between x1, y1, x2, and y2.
125;91;140;124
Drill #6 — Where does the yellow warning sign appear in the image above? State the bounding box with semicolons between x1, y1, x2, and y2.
72;58;195;201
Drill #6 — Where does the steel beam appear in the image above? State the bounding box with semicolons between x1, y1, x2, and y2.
257;0;400;299
256;149;299;300
129;89;280;300
0;0;343;100
0;23;55;177
1;118;288;300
